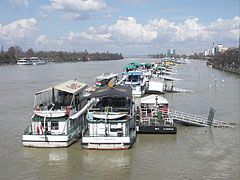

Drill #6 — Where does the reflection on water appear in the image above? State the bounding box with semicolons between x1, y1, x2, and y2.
82;150;130;168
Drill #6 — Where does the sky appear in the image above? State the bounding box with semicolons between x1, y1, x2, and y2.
0;0;239;55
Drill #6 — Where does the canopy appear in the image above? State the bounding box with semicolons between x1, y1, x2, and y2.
91;85;132;99
157;67;166;70
141;95;168;105
130;62;142;66
123;65;136;69
144;63;153;66
36;80;87;95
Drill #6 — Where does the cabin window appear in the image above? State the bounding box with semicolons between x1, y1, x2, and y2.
51;121;59;130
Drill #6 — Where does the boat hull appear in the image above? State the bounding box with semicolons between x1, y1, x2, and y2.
22;130;81;148
82;130;136;150
136;126;177;134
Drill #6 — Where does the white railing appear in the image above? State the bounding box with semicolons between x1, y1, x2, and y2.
168;109;234;128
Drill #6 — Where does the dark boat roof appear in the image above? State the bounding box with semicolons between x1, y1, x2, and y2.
91;85;132;99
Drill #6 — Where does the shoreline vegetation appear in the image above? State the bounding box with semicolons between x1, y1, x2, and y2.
206;47;240;74
0;46;123;65
148;47;240;75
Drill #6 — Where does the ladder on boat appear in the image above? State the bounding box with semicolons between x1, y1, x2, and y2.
168;109;234;128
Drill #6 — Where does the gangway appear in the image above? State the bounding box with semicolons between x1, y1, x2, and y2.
167;109;234;128
165;87;193;93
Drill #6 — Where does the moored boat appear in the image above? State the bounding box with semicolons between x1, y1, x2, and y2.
31;57;46;65
122;71;146;97
81;84;136;150
17;57;33;65
17;57;46;65
136;95;177;134
22;80;93;148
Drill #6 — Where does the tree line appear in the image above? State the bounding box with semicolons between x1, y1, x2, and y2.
0;46;124;65
209;48;239;68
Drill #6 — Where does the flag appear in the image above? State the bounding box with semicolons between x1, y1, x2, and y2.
95;81;102;87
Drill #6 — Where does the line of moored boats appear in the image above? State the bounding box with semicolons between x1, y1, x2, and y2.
22;58;188;149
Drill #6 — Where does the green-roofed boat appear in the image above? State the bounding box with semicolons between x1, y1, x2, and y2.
123;65;136;69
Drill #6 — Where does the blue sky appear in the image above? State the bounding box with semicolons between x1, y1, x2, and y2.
0;0;239;55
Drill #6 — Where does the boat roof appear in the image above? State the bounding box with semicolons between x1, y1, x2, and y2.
141;95;168;104
123;71;142;76
95;73;118;81
130;62;142;66
123;65;136;69
36;80;87;95
91;85;132;99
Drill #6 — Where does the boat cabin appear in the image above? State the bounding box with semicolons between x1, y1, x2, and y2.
31;80;88;135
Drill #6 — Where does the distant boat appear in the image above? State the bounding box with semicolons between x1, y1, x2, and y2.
31;57;46;65
17;57;33;65
17;57;46;65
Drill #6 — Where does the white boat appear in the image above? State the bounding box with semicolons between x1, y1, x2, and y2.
95;73;119;86
31;57;46;65
82;85;136;150
17;58;33;65
17;57;46;65
22;80;93;148
146;78;165;94
122;71;146;97
87;73;119;92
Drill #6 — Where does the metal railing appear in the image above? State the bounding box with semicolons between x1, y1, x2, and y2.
168;109;234;128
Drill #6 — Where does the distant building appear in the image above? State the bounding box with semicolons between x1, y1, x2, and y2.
167;49;176;56
216;44;228;52
204;43;228;56
204;49;212;56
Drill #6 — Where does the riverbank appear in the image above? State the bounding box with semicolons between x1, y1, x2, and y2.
0;47;124;65
206;60;240;74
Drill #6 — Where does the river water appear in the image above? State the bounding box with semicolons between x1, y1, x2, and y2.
0;58;239;180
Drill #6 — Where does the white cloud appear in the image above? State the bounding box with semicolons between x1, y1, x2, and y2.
9;0;29;7
4;16;236;54
61;13;89;20
173;18;209;42
39;12;49;19
60;16;239;51
103;14;112;19
35;35;48;46
42;0;106;12
67;28;111;42
80;32;112;42
42;0;107;20
109;17;158;42
208;16;240;40
63;17;158;44
0;18;37;44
